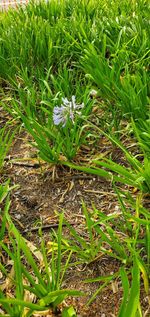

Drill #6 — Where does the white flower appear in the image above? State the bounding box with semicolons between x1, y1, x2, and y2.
53;96;84;127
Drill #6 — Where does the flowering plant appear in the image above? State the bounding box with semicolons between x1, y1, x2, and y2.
53;96;84;127
18;93;93;162
51;95;92;160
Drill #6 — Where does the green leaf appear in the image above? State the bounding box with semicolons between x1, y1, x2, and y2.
62;306;77;317
118;267;130;316
39;289;84;307
123;258;140;317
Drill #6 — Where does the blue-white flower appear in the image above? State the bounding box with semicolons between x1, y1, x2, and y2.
53;96;84;127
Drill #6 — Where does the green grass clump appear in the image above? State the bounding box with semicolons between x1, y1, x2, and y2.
0;0;149;163
0;201;82;316
0;1;150;316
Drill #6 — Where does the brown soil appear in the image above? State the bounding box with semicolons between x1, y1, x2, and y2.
1;126;150;317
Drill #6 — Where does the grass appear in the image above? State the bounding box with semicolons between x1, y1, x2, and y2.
0;125;15;173
0;0;150;316
0;197;83;316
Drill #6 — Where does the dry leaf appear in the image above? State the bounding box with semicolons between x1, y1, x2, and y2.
111;280;118;293
22;278;37;317
24;238;44;266
33;310;53;316
69;181;74;191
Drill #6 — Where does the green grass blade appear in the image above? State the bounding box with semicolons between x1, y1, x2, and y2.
124;258;140;317
118;267;130;316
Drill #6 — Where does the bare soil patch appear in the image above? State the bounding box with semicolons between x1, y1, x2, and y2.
1;129;149;317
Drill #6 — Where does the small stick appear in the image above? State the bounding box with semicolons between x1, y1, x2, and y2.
4;157;40;168
65;175;97;180
83;189;117;196
23;222;74;233
10;162;40;168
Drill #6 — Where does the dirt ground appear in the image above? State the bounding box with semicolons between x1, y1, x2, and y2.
0;101;149;317
0;126;148;317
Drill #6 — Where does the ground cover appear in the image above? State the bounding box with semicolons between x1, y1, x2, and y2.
0;0;150;316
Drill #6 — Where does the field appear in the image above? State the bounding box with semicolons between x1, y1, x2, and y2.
0;0;150;316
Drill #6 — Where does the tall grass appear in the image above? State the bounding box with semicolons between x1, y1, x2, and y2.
0;0;149;88
0;0;149;163
0;208;83;316
0;1;149;315
59;192;149;311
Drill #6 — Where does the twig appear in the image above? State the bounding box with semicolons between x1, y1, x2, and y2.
65;175;97;180
10;162;40;168
4;157;40;168
23;222;74;233
83;189;117;196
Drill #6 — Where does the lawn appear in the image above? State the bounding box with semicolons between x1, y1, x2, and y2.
0;0;150;316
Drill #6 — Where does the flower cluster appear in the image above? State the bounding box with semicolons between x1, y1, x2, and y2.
53;96;84;127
